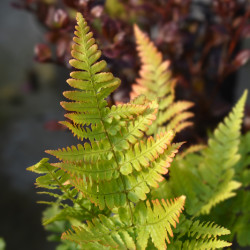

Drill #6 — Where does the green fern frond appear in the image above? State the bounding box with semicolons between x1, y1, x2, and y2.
197;90;247;213
62;214;136;249
27;158;110;230
180;144;206;158
131;25;194;135
200;172;241;214
160;91;248;216
201;90;248;173
60;103;148;141
169;219;232;249
59;13;120;130
46;141;112;163
61;196;185;250
205;131;250;247
182;239;231;249
189;220;230;239
27;158;71;191
42;205;87;226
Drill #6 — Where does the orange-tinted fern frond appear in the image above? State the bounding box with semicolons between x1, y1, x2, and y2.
131;25;194;135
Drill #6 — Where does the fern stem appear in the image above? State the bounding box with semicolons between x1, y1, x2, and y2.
93;86;135;225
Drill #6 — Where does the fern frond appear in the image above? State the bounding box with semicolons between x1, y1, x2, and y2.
182;239;231;249
62;214;136;249
119;130;174;175
197;90;247;213
29;12;239;250
202;90;248;173
131;25;194;135
42;13;182;211
169;219;232;249
180;144;206;158
160;91;248;216
42;205;87;226
68;141;180;209
27;158;106;226
125;143;182;202
61;13;120;130
46;141;113;163
59;122;106;141
189;220;230;239
200;173;241;214
53;160;119;182
60;100;157;144
135;196;186;249
61;196;185;249
27;158;71;190
48;133;178;208
205;131;250;247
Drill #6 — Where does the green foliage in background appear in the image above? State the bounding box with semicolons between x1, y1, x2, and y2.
0;238;6;250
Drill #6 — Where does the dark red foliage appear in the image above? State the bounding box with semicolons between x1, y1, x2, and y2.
44;120;67;131
34;43;52;62
13;0;250;136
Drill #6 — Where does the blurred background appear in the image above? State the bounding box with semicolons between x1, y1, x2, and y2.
0;0;249;249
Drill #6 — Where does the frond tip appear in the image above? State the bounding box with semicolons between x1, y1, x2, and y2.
131;24;194;135
63;12;121;128
198;90;248;214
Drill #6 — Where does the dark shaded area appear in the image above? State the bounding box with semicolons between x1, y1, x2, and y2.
0;171;56;250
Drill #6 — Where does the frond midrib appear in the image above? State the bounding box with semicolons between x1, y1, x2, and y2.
76;19;134;224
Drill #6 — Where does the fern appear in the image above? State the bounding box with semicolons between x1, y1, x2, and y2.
131;25;194;135
203;131;250;247
183;221;231;249
188;220;230;239
28;13;233;249
27;158;109;225
198;90;247;214
180;144;206;158
28;13;187;249
166;218;231;250
42;13;182;211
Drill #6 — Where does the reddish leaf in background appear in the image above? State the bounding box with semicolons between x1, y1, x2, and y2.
13;0;250;137
91;5;104;18
62;0;80;9
228;49;250;74
34;43;52;62
52;9;69;29
242;24;250;38
44;120;67;131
